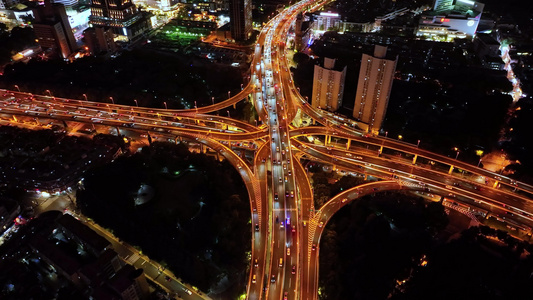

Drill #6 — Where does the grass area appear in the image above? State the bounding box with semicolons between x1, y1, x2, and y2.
152;24;211;46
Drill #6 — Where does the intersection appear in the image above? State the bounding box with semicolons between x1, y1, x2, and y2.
1;0;533;298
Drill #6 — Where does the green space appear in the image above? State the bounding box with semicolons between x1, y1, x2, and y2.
76;142;250;298
150;23;211;47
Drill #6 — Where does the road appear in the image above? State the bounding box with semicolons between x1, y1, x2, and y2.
2;0;533;298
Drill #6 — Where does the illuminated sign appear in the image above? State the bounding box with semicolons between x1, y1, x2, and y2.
457;0;475;5
319;12;339;17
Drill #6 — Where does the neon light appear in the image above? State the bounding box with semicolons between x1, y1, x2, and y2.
320;12;339;17
457;0;475;5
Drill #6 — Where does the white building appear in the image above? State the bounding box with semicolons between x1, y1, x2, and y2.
353;45;397;133
312;57;346;112
417;0;485;41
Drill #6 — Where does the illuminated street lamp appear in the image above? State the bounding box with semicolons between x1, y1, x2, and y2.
417;140;420;148
385;131;388;138
83;94;88;101
45;90;52;97
453;147;460;160
227;110;230;118
109;97;114;105
14;85;20;92
211;97;215;105
398;135;403;140
164;102;168;110
241;83;243;90
228;91;231;99
134;99;138;107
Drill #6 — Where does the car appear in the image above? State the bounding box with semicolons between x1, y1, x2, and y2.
184;288;192;295
285;192;289;198
287;247;290;256
286;217;291;225
288;170;291;176
280;221;284;228
255;224;259;231
279;258;283;267
292;265;296;274
318;221;323;227
271;275;276;283
284;176;288;182
274;193;278;200
292;225;296;233
252;274;257;283
312;244;316;251
254;258;259;267
279;177;282;183
342;198;347;203
290;190;294;198
284;292;288;300
165;276;171;282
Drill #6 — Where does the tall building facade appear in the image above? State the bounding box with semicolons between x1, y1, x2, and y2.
32;0;77;59
312;57;347;112
229;0;251;41
89;0;151;42
353;45;397;133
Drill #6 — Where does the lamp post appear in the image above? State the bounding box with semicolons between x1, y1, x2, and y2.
194;101;198;114
385;131;388;138
227;110;230;118
109;97;114;105
211;97;214;105
455;150;460;160
477;158;482;167
417;140;420;148
163;102;168;110
241;83;243;90
228;91;231;99
45;90;52;97
14;85;20;92
83;94;87;101
134;99;138;107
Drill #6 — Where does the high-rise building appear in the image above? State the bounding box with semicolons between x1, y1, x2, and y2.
32;0;77;59
89;0;151;42
83;26;117;55
229;0;251;41
353;45;397;133
312;57;347;112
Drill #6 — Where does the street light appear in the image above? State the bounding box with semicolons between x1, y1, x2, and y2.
211;97;214;105
163;102;168;110
134;99;138;107
228;91;231;99
417;140;420;148
83;94;88;101
45;90;52;97
241;83;243;90
385;131;388;138
227;110;230;118
14;85;20;92
109;97;114;105
455;150;460;160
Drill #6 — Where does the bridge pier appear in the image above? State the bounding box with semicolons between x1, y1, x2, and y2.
412;154;417;164
448;165;454;174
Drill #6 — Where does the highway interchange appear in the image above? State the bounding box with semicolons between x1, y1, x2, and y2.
2;0;533;299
